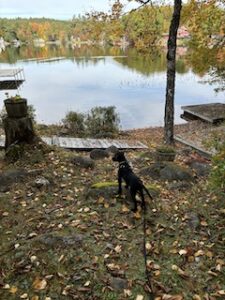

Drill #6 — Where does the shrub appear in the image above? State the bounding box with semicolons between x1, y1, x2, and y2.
62;111;85;135
85;106;120;137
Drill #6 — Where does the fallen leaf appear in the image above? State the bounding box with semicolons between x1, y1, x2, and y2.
10;286;18;294
114;245;122;253
162;294;183;300
124;289;132;296
121;205;129;212
179;249;187;256
32;278;47;290
84;281;91;287
136;295;144;300
194;250;204;257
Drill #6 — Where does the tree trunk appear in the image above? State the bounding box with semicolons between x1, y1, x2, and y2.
164;0;182;144
3;117;36;150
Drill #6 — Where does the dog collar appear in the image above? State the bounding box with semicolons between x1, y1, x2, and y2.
119;161;127;165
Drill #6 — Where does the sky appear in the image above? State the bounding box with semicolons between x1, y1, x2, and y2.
0;0;138;20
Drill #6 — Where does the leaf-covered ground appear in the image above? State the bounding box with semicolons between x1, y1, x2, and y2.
0;128;224;300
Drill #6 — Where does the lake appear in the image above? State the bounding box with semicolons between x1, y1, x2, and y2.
0;45;223;129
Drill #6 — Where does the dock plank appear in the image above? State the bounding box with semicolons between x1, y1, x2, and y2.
0;135;148;150
181;103;225;123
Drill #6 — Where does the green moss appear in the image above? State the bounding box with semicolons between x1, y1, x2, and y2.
156;146;176;153
91;181;118;189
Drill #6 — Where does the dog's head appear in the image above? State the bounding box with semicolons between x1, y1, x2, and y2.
112;151;126;162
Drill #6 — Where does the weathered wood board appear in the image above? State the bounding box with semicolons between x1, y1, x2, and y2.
181;103;225;123
0;135;148;150
174;135;214;157
0;80;24;90
0;69;24;77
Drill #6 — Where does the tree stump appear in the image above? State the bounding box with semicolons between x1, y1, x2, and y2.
3;117;36;150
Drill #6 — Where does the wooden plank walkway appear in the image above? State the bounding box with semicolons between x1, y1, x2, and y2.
0;69;24;77
0;135;148;150
181;103;225;123
0;80;24;90
174;135;215;157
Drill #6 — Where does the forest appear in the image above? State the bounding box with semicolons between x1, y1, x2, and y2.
0;1;224;50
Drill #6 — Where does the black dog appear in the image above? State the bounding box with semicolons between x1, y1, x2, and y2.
112;151;153;212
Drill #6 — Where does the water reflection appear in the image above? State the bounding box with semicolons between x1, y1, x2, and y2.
0;45;224;129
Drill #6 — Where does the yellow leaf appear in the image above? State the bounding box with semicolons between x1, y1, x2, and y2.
179;249;187;256
162;294;183;300
205;251;213;259
193;295;201;300
10;286;18;294
32;278;47;290
114;245;122;253
194;250;204;257
124;289;132;296
200;220;208;226
134;211;141;219
84;281;91;287
121;205;129;212
218;290;225;295
146;242;152;251
31;296;39;300
136;296;144;300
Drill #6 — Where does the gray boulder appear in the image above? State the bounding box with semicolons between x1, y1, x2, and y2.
90;149;109;160
0;169;27;192
86;185;118;200
34;177;50;188
109;277;128;291
188;161;211;177
140;162;194;182
106;145;119;155
160;163;193;181
72;156;95;169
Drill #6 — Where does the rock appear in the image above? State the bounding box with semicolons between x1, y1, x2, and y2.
37;233;84;248
139;163;165;179
109;277;128;291
160;163;194;181
72;156;95;169
140;162;194;182
34;177;50;188
0;169;27;192
140;162;194;181
168;181;192;191
106;145;119;155
90;149;109;160
188;161;211;177
86;185;118;200
187;212;200;230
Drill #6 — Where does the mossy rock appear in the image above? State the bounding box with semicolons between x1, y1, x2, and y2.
140;162;194;182
91;181;118;189
89;181;160;199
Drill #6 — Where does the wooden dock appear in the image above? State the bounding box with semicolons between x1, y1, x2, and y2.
181;103;225;124
0;68;25;90
0;136;148;151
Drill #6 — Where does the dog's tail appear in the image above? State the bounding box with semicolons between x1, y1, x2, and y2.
143;185;153;200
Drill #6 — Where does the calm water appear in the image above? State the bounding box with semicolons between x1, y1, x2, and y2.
0;45;223;129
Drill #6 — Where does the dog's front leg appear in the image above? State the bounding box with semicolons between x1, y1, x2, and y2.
117;171;123;196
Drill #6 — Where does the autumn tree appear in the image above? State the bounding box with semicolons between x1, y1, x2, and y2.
164;0;182;144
